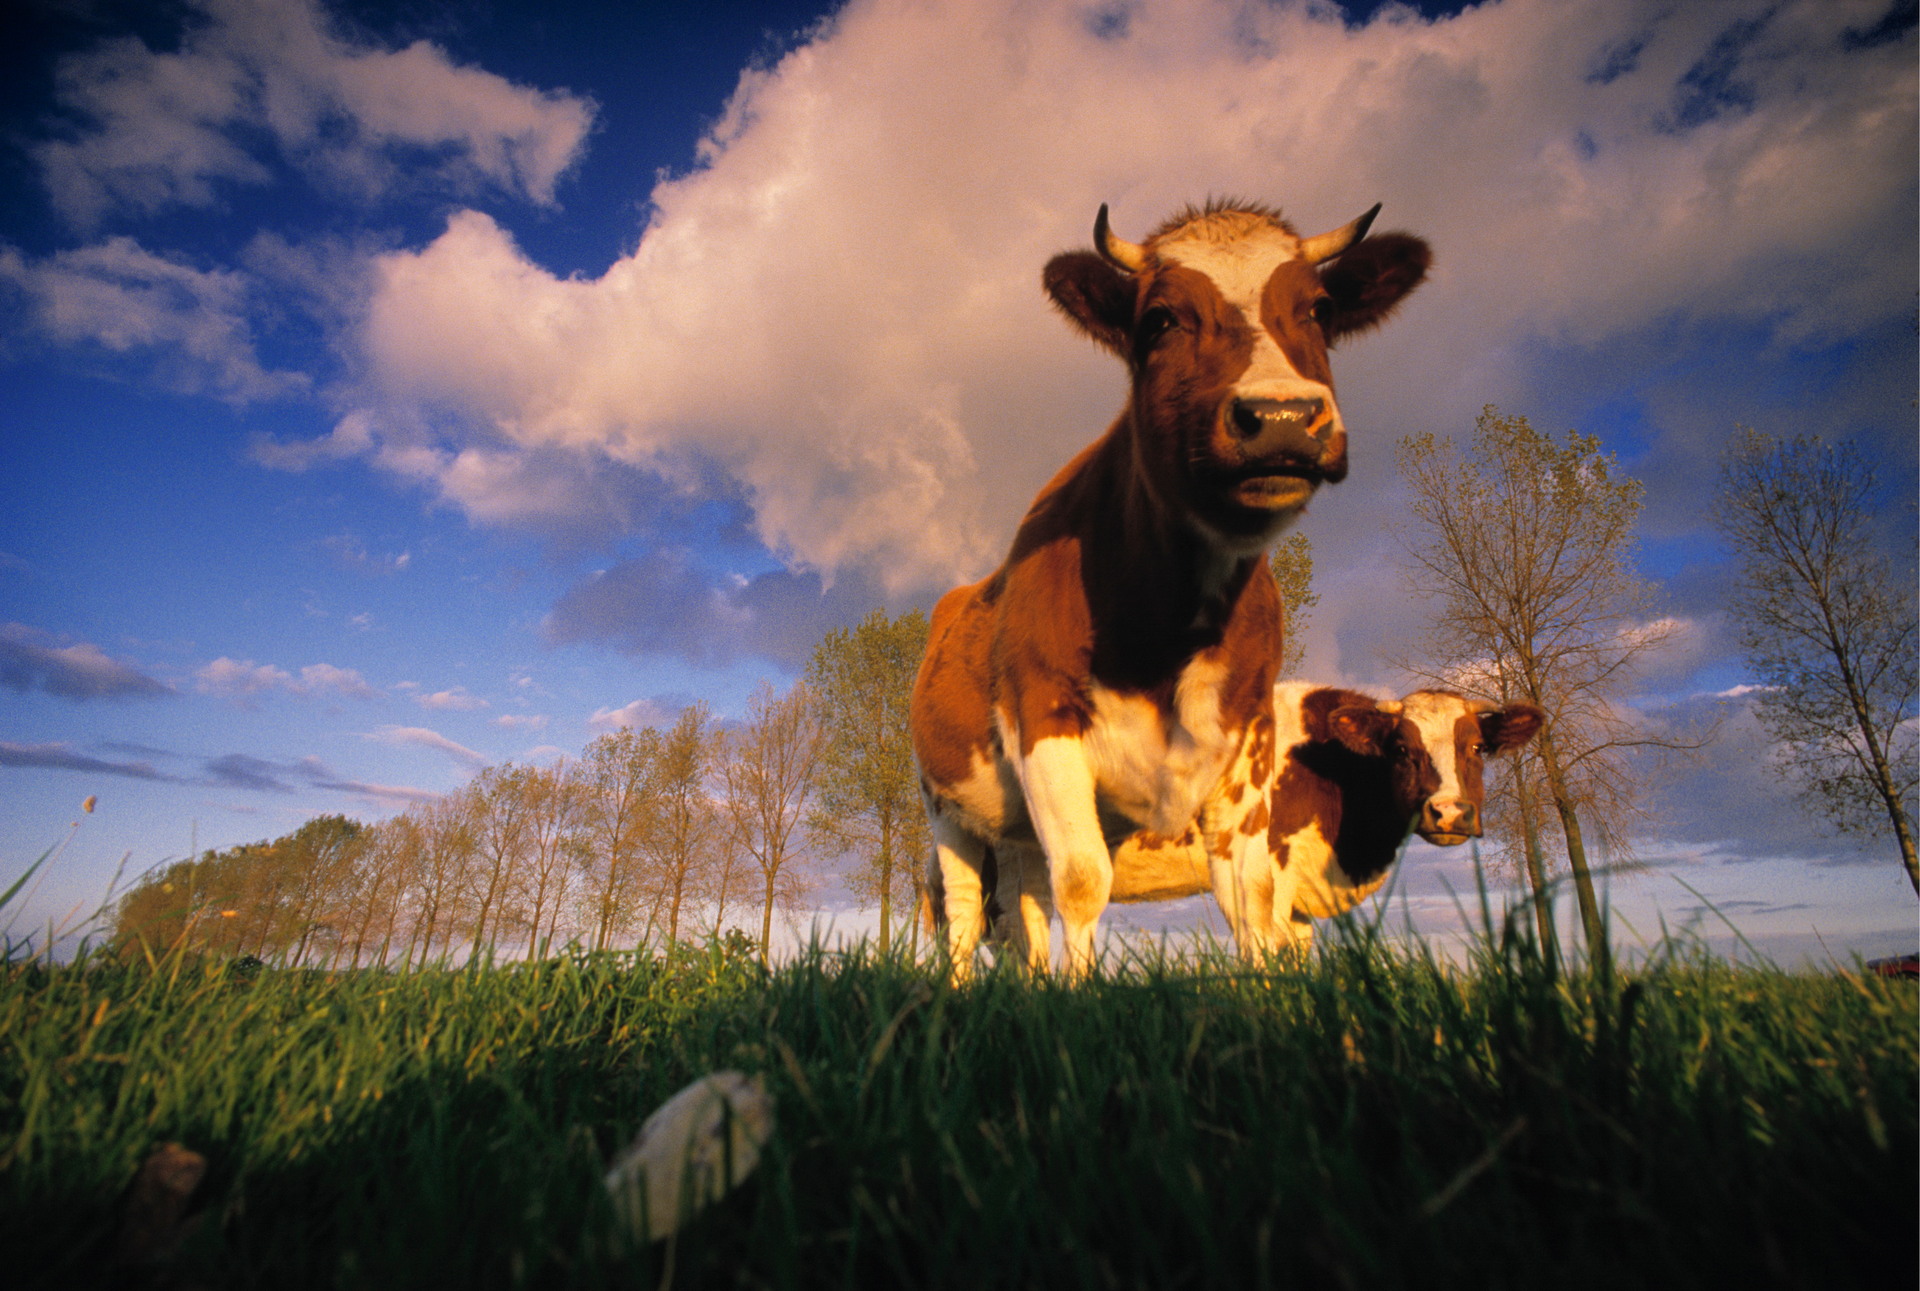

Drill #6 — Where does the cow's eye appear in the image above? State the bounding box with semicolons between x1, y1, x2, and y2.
1309;296;1335;327
1137;305;1177;346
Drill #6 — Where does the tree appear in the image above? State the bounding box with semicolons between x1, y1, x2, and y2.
1269;531;1321;677
1396;407;1686;951
806;607;930;955
643;703;724;946
1716;428;1918;894
722;680;827;964
462;764;537;959
580;725;665;952
516;759;589;954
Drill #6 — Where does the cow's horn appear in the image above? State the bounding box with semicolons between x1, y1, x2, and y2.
1094;204;1147;272
1300;203;1382;264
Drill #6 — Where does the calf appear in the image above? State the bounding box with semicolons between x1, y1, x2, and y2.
910;201;1430;978
966;685;1542;963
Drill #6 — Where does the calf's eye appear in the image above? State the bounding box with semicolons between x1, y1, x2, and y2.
1310;296;1335;326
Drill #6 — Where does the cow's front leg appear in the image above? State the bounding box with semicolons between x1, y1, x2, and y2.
1013;735;1111;979
1208;832;1281;960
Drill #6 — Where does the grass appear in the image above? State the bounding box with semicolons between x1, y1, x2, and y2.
1;921;1914;1290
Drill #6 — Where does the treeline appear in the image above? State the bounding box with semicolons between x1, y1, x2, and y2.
113;610;932;967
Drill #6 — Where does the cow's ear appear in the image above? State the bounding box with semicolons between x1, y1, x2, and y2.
1044;250;1136;357
1479;703;1543;754
1319;233;1430;344
1327;704;1395;757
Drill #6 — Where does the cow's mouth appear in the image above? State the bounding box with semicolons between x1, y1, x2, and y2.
1420;830;1472;847
1230;470;1318;510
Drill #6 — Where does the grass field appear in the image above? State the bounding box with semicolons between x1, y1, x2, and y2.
3;916;1914;1290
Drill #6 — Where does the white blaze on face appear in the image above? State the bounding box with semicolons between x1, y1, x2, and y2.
1394;691;1478;838
1157;226;1340;419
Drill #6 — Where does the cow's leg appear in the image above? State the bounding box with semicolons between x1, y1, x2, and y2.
989;840;1054;973
1013;736;1111;979
931;815;989;985
1208;839;1282;959
1288;910;1317;956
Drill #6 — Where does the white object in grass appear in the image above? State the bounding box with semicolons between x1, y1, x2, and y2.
604;1070;774;1241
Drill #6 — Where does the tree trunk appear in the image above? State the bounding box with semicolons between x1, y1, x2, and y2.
1537;732;1604;956
1514;764;1558;959
761;877;777;968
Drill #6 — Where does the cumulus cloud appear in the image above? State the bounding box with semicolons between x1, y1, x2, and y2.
0;623;172;701
0;238;304;402
195;656;377;700
278;0;1913;603
32;0;595;228
365;723;487;766
493;713;549;731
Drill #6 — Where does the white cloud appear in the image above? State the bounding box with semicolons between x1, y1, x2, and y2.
32;0;595;228
298;662;378;699
365;724;487;766
196;657;295;697
291;0;1912;598
588;697;682;733
0;238;304;402
416;686;488;711
195;656;377;700
494;713;549;731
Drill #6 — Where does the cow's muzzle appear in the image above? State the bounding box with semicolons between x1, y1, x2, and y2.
1229;397;1338;474
1419;798;1479;846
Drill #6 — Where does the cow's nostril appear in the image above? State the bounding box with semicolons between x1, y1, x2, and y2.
1230;397;1328;446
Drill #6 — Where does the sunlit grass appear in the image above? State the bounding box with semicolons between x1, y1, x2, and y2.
3;919;1913;1289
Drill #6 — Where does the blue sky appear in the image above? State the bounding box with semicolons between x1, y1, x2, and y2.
2;0;1914;961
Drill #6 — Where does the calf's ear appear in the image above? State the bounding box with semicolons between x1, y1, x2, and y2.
1044;251;1136;357
1319;233;1431;344
1327;704;1397;757
1479;703;1544;754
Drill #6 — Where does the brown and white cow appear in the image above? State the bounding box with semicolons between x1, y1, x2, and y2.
909;200;1430;979
969;684;1542;965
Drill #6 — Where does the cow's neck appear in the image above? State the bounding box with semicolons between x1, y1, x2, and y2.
1080;427;1258;689
1292;743;1412;883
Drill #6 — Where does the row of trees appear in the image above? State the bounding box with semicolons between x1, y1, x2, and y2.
1394;407;1916;954
114;611;932;967
112;409;1911;967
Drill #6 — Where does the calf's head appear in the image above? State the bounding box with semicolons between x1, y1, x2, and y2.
1386;691;1544;845
1043;199;1430;551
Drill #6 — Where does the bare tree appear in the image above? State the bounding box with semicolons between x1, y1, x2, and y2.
1716;427;1918;894
1396;407;1689;950
722;680;826;964
806;608;930;955
1269;531;1321;677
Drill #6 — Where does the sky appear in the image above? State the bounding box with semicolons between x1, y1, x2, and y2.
2;0;1915;964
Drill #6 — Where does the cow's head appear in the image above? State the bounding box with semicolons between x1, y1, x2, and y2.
1043;199;1430;552
1385;691;1544;845
1315;696;1445;836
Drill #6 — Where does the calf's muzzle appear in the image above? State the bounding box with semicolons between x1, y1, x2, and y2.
1420;797;1480;841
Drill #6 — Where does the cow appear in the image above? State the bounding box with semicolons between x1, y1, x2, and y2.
966;685;1544;965
909;199;1431;979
